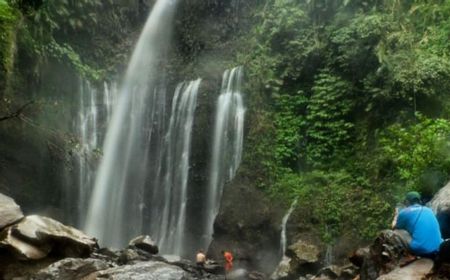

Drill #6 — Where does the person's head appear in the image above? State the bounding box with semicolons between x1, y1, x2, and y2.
198;249;204;253
404;191;422;206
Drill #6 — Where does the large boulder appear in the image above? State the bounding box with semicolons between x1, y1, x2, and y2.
376;258;433;280
0;215;97;260
431;181;450;213
32;258;110;280
128;235;158;254
96;261;190;280
0;227;50;259
431;182;450;238
287;239;320;265
270;240;321;279
0;193;24;230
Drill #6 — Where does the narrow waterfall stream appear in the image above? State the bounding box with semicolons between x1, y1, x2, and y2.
270;199;298;279
203;66;246;249
280;199;298;257
84;0;178;248
152;79;201;255
67;80;116;228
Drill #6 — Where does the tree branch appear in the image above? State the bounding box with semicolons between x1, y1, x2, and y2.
0;101;34;122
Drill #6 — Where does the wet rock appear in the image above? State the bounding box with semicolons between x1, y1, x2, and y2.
209;177;283;274
432;182;450;239
376;258;433;280
96;261;189;280
0;193;24;230
309;264;357;280
0;226;51;259
0;257;57;280
349;247;370;268
315;265;341;279
128;235;158;254
270;256;291;279
0;215;97;260
118;248;141;264
227;268;249;279
91;247;120;264
340;265;358;280
287;239;320;264
431;182;450;213
248;270;267;280
32;258;110;280
271;240;321;279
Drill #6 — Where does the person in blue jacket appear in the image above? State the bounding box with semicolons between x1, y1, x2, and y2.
393;191;443;257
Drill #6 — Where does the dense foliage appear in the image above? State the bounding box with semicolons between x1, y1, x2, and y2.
0;0;18;91
239;0;450;242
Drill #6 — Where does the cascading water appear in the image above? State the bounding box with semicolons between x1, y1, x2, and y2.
84;0;178;248
151;79;201;255
203;66;246;249
280;199;297;257
270;199;298;280
68;80;116;227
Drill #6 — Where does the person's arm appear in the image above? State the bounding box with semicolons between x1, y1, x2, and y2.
394;209;406;230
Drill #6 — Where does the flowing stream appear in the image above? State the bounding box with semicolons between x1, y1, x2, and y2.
84;0;178;248
203;66;246;249
280;199;298;257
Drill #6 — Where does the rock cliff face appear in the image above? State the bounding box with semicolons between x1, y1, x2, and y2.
208;176;284;274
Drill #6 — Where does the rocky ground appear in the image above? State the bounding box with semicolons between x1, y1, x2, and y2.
1;190;450;280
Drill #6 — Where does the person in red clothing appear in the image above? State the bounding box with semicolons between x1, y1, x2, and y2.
221;250;233;273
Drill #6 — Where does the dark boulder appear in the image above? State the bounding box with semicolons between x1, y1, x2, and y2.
32;258;110;280
209;176;283;274
96;261;189;280
128;235;159;254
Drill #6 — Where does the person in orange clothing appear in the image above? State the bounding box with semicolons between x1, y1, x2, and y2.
221;250;233;275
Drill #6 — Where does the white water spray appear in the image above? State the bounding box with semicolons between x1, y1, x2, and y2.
204;66;245;249
84;0;178;248
73;80;116;227
155;79;201;255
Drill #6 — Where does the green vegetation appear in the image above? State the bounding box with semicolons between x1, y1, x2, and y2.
239;0;450;242
0;0;19;91
1;0;450;249
9;0;104;80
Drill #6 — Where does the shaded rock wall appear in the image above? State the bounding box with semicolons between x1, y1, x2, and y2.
208;176;283;274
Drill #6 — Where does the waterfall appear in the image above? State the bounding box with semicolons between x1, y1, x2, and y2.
270;199;297;280
73;80;116;227
152;79;201;255
280;199;297;257
203;66;246;249
84;0;178;248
